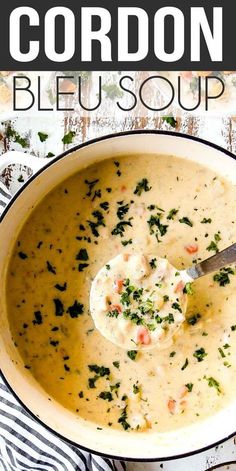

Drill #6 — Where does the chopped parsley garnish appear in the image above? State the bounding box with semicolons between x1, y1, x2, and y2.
78;263;89;272
162;116;177;128
181;358;189;370
193;348;207;362
46;261;56;274
184;282;194;295
67;301;84;318
105;264;110;270
134;178;151;196
121;239;133;246
18;251;28;259
79;391;84;398
213;267;235;286
98;391;113;402
185;383;193;392
76;249;89;261
133;383;140;394
62;130;76;144
111;220;132;237
204;376;221;394
33;311;43;325
172;302;182;312
88;364;110;376
127;350;138;361
118;406;130;431
201;218;212;224
231;325;236;331
179;217;193;227
54;282;67;292
170;351;176;357
164;313;175;324
163;295;169;302
38;131;48;142
187;313;201;325
113;361;120;369
110;382;121;396
100;201;109;211
218;347;226;358
107;309;119;318
87;210;105;237
85;178;99;197
6;125;28;148
53;298;64;316
46;152;55;158
117;202;129;220
147;214;168;241
167;208;179;220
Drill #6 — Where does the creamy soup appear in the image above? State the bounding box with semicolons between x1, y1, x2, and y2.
6;154;236;433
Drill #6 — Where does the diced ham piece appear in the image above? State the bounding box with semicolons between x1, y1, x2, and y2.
137;326;151;345
114;279;123;294
185;243;198;254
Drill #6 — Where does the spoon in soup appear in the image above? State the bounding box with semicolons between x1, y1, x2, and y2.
90;243;236;351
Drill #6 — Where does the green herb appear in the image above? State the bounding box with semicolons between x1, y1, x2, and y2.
107;309;119;318
223;343;230;349
87;210;105;237
117;202;129;220
121;239;133;246
170;351;176;357
147;214;168;241
33;311;43;325
46;152;55;158
133;383;140;394
127;350;137;361
185;383;193;392
193;348;207;362
165;313;175;324
6;125;28;148
181;358;189;370
85;178;99;198
62;130;76;144
118;406;130;431
76;248;89;261
67;301;84;318
18;251;28;259
105;264;110;270
54;282;67;292
206;241;218;253
111;220;132;237
183;282;194;295
88;376;99;388
204;376;221;394
113;361;120;369
18;175;24;182
162;116;177;128
79;391;84;398
110;382;121;396
46;261;56;274
213;267;235;286
163;295;169;302
50;340;59;347
134;178;152;196
38;132;48;142
88;364;110;376
172;302;182;313
187;313;201;326
179;217;193;227
98;391;113;402
100;202;109;211
102;83;124;100
64;364;70;372
201;218;212;224
53;298;64;316
167;208;179;220
231;325;236;331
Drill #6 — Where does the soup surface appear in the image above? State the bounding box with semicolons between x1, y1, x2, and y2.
6;153;236;433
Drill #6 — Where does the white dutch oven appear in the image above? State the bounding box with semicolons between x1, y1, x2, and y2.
0;131;236;462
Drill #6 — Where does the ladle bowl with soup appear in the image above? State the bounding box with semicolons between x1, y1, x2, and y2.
1;131;236;460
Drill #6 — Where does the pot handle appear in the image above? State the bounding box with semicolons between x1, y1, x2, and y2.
0;151;53;216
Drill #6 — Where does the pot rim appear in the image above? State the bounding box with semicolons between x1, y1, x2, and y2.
1;129;236;462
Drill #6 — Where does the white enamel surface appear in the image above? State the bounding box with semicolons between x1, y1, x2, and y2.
1;132;236;460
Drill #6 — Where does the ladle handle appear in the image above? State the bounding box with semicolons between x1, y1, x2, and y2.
186;243;236;280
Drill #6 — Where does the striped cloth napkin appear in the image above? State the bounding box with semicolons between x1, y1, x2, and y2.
0;375;126;471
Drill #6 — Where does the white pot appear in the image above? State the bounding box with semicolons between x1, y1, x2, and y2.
0;131;236;461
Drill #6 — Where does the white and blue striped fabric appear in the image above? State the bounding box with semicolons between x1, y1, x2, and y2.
0;375;126;471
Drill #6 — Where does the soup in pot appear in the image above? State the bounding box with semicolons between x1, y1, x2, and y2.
6;153;236;433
